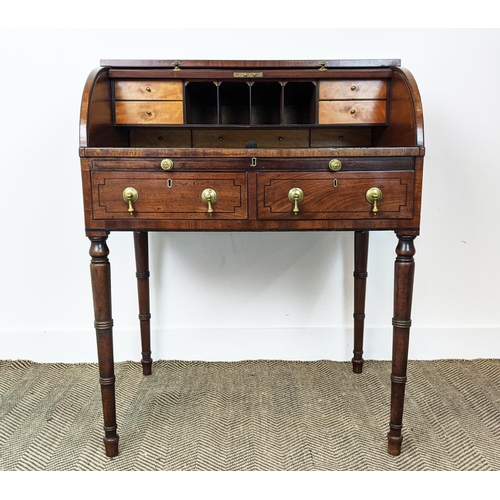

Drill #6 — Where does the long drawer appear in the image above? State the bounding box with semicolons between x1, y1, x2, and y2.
257;171;413;220
92;172;248;220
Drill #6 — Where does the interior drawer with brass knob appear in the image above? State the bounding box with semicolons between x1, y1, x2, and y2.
114;80;183;100
115;101;184;125
318;80;387;100
318;100;387;125
256;171;413;220
91;172;248;220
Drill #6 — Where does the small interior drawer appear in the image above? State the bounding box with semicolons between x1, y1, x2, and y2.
310;127;372;147
129;128;192;148
318;100;387;125
192;129;310;148
115;101;184;125
114;80;183;101
319;80;387;100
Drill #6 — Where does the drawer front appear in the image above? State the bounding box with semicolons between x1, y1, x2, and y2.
257;172;413;220
318;80;387;100
318;100;386;125
310;127;372;147
129;128;192;147
115;101;184;125
92;172;247;220
192;129;310;148
114;80;183;100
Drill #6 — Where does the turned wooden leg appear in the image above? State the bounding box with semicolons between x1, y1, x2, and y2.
387;230;417;456
352;230;369;374
89;235;119;457
134;231;153;376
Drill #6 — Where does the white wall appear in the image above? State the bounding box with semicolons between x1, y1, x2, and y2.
1;28;499;363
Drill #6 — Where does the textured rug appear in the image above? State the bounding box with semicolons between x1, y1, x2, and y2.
1;358;499;471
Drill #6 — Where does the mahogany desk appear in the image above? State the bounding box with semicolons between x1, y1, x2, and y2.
79;59;425;457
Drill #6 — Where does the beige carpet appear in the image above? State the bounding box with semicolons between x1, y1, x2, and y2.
1;358;499;471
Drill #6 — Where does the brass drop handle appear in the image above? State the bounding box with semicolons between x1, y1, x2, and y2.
366;187;383;214
123;187;139;215
288;187;304;215
201;188;217;215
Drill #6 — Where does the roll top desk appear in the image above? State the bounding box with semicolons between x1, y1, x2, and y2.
79;59;425;458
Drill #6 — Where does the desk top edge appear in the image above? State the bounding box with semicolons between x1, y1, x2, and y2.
99;59;402;69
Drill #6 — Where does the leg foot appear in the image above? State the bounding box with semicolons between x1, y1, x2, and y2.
103;435;120;458
141;359;153;376
387;431;403;456
352;360;363;374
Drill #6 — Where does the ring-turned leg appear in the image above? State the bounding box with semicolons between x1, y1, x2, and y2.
352;230;369;373
134;231;153;376
387;230;417;456
89;234;119;457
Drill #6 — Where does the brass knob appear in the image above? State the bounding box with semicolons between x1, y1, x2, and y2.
288;187;304;215
123;187;139;215
145;86;151;92
201;188;217;215
350;108;356;114
329;159;342;171
351;85;357;91
366;187;382;214
146;109;152;116
160;158;174;171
